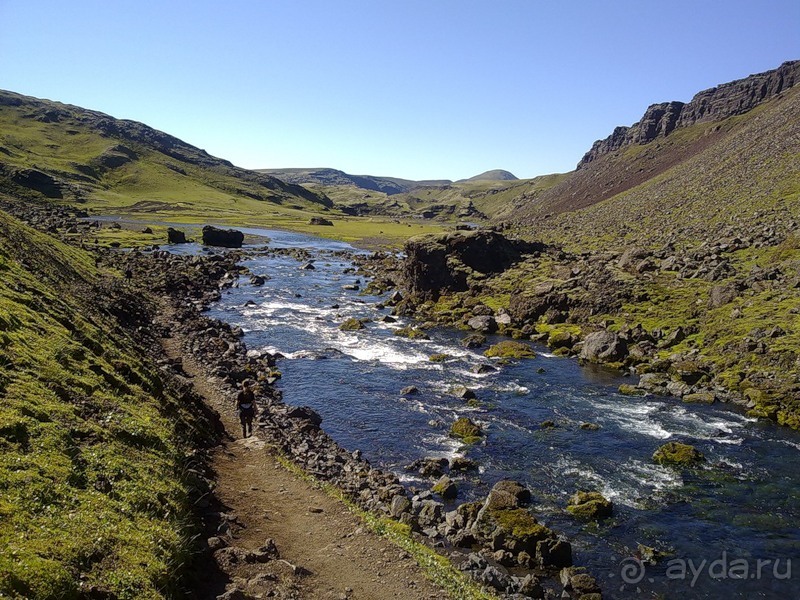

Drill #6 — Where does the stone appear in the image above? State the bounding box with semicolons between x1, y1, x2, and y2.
308;216;333;226
461;333;487;348
167;227;187;244
431;475;458;499
450;385;476;400
467;315;498;333
652;441;705;466
339;317;365;331
202;225;244;248
579;330;628;363
390;495;412;518
566;491;613;520
400;385;419;396
449;417;483;443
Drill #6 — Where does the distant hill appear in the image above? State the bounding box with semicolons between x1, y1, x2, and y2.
257;168;451;196
0;90;332;212
258;167;519;195
457;169;518;183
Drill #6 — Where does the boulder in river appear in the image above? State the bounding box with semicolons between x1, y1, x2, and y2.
449;417;483;443
652;441;705;466
202;225;244;248
167;227;188;244
566;491;613;520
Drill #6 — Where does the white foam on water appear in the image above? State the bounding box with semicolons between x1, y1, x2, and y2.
495;381;530;395
779;439;800;451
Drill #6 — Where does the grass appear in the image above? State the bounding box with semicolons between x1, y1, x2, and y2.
0;210;216;598
272;454;498;600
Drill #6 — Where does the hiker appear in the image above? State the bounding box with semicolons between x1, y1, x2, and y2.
235;379;258;438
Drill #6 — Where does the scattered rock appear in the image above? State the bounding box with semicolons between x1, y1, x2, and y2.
566;491;613;520
652;441;705;466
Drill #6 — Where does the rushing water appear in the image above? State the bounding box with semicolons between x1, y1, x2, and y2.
202;229;800;599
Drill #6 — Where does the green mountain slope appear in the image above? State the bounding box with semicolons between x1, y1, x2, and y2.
0;90;331;217
0;204;218;598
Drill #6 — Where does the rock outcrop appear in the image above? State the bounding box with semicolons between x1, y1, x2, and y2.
579;60;800;166
402;230;544;301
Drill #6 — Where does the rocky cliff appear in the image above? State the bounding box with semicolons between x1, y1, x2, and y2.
579;60;800;166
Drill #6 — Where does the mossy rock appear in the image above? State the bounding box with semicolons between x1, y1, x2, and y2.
566;491;613;520
393;326;430;340
461;333;486;348
579;422;601;431
432;475;458;499
489;508;551;539
682;392;716;404
429;353;449;363
547;330;575;349
652;442;705;466
339;317;365;331
618;384;646;396
449;417;483;443
552;347;571;357
484;340;536;359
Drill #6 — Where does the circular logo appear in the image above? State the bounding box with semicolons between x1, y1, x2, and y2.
620;557;646;585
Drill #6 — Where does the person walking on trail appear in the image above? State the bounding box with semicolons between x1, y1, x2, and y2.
235;379;258;438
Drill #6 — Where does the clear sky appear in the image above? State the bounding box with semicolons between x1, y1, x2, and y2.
1;1;798;181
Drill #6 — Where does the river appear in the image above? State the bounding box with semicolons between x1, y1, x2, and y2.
200;228;799;599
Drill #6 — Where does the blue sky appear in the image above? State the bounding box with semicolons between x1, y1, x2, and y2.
1;1;798;180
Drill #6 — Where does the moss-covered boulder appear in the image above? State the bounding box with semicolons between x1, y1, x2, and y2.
393;326;430;340
339;317;365;331
618;383;646;396
566;491;613;520
682;392;716;404
461;333;487;348
484;340;536;359
547;330;575;349
429;353;449;362
653;442;705;466
449;417;483;443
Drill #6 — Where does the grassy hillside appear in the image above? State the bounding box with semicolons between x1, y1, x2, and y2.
0;91;444;248
0;205;217;598
305;173;567;223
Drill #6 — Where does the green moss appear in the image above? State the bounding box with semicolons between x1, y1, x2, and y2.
652;442;706;467
618;384;646;396
566;491;613;520
489;508;551;539
393;326;430;340
339;317;365;331
483;340;536;359
449;417;483;444
429;353;449;362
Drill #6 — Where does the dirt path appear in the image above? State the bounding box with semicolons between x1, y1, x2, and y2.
163;337;451;600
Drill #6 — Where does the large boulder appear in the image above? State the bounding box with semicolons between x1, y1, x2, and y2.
202;225;244;248
566;491;613;520
579;330;628;363
403;230;545;301
652;442;705;466
167;227;188;244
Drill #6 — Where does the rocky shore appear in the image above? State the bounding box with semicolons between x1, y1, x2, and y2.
2;199;602;599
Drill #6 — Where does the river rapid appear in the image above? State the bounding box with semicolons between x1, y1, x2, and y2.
200;228;799;599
